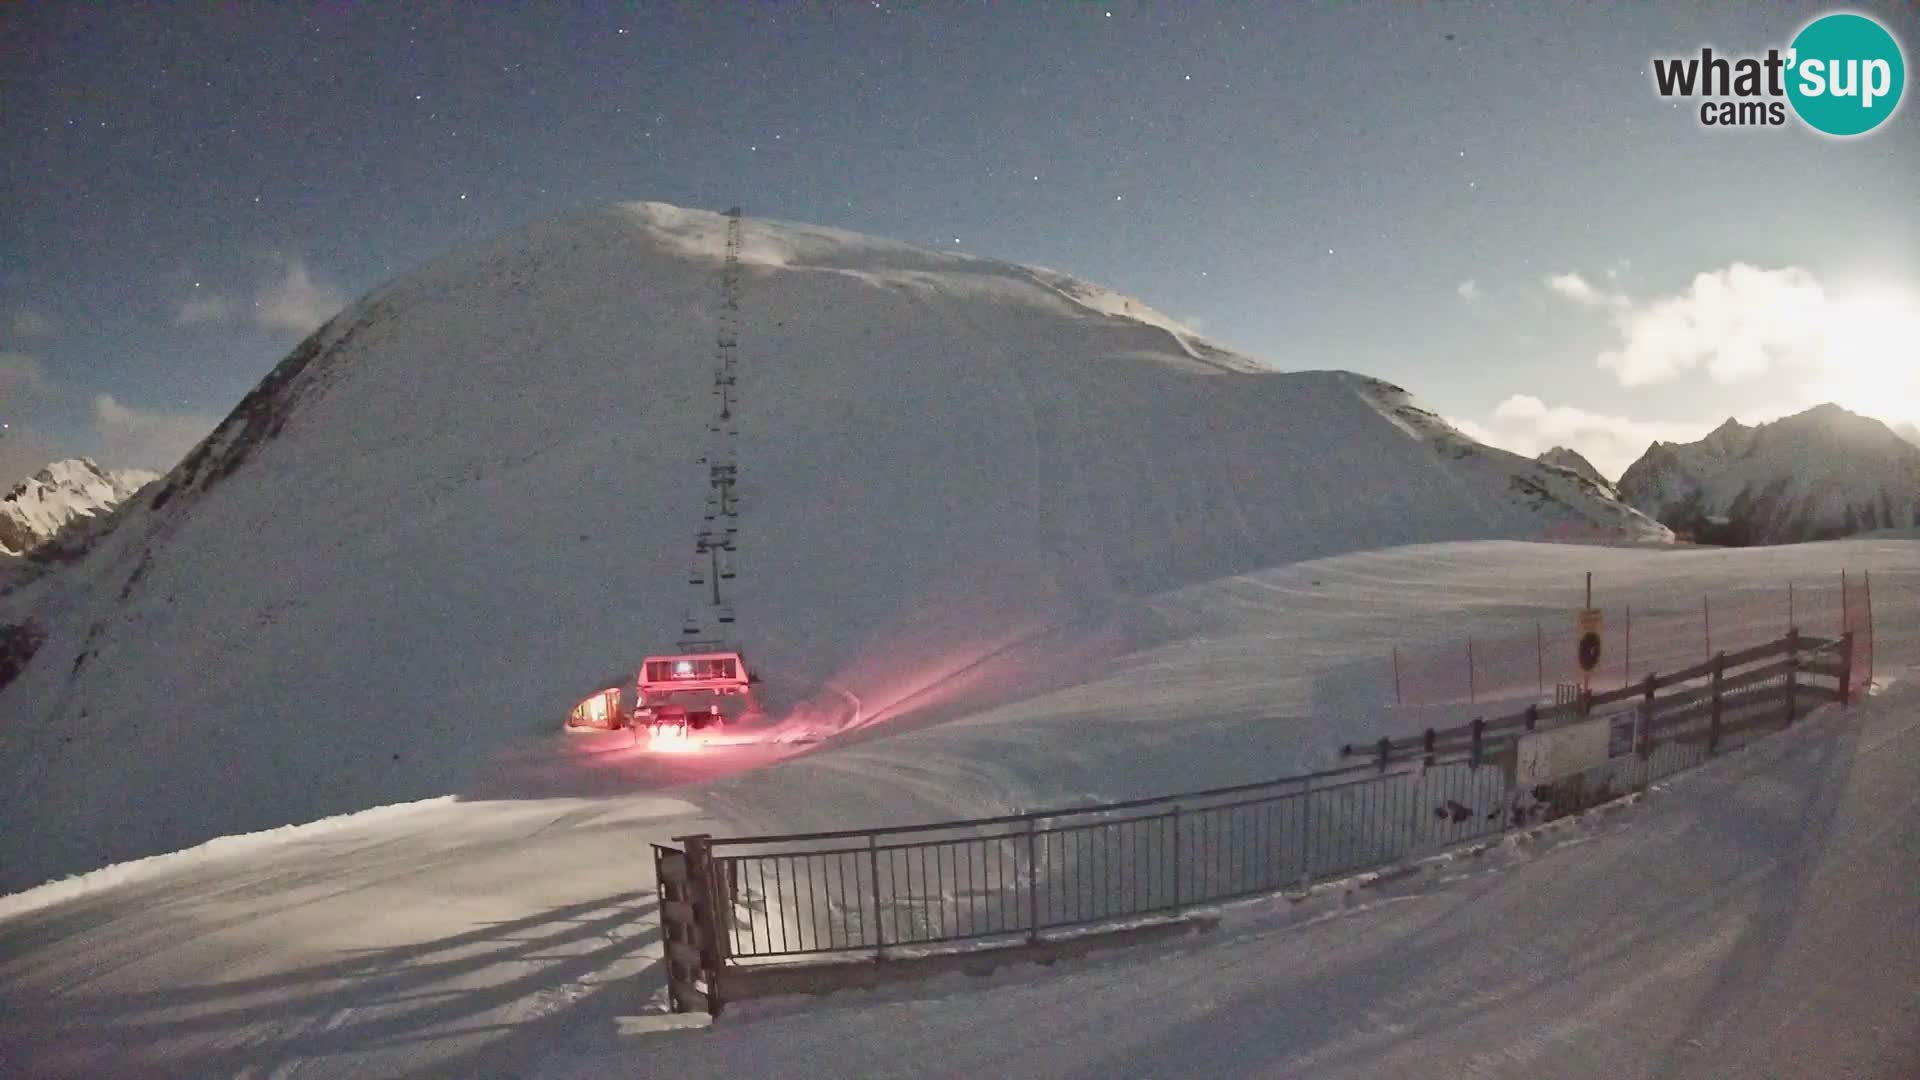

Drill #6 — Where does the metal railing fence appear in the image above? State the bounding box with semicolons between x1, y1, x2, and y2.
655;630;1852;1013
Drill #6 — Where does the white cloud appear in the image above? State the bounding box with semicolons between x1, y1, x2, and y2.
1597;264;1828;387
175;292;239;326
1545;262;1920;426
10;308;54;339
1545;271;1625;309
253;260;346;334
0;356;216;482
91;394;217;472
1456;279;1481;301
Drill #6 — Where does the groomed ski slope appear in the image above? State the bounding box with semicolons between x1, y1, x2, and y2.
2;538;1914;1078
0;203;1659;891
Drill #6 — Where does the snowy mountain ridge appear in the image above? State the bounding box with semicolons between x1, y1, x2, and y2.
0;458;158;558
1353;381;1662;539
1;201;1663;889
1537;446;1612;488
1617;403;1920;544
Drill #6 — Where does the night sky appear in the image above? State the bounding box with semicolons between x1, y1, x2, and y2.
3;1;1917;482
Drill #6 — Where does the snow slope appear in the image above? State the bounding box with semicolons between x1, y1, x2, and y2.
0;457;156;557
0;202;1665;891
0;538;1913;1077
1619;405;1920;545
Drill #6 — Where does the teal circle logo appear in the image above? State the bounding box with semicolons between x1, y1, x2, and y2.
1787;12;1905;136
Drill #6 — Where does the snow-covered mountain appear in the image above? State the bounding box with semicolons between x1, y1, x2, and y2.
0;458;157;558
1897;420;1920;449
0;202;1664;889
1536;446;1616;493
1617;404;1920;545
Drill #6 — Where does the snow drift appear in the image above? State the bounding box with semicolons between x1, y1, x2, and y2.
0;202;1663;890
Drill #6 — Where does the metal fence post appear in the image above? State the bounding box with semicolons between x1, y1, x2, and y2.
1170;806;1183;911
1025;817;1040;944
1863;571;1874;691
654;844;704;1015
869;833;885;958
1707;652;1725;755
1785;628;1800;725
681;835;725;1015
1638;674;1656;760
1299;787;1314;887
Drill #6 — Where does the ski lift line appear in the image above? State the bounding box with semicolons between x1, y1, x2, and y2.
680;205;749;642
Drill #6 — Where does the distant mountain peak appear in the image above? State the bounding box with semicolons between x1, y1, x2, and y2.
1;457;158;557
1536;446;1610;486
1617;405;1920;545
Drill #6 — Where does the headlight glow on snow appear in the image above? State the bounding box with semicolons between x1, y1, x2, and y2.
647;726;701;753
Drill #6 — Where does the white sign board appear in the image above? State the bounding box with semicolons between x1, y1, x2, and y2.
1515;717;1613;787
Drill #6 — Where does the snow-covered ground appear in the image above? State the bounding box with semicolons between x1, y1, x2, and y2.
2;537;1914;1077
1;205;1910;1075
545;681;1920;1080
